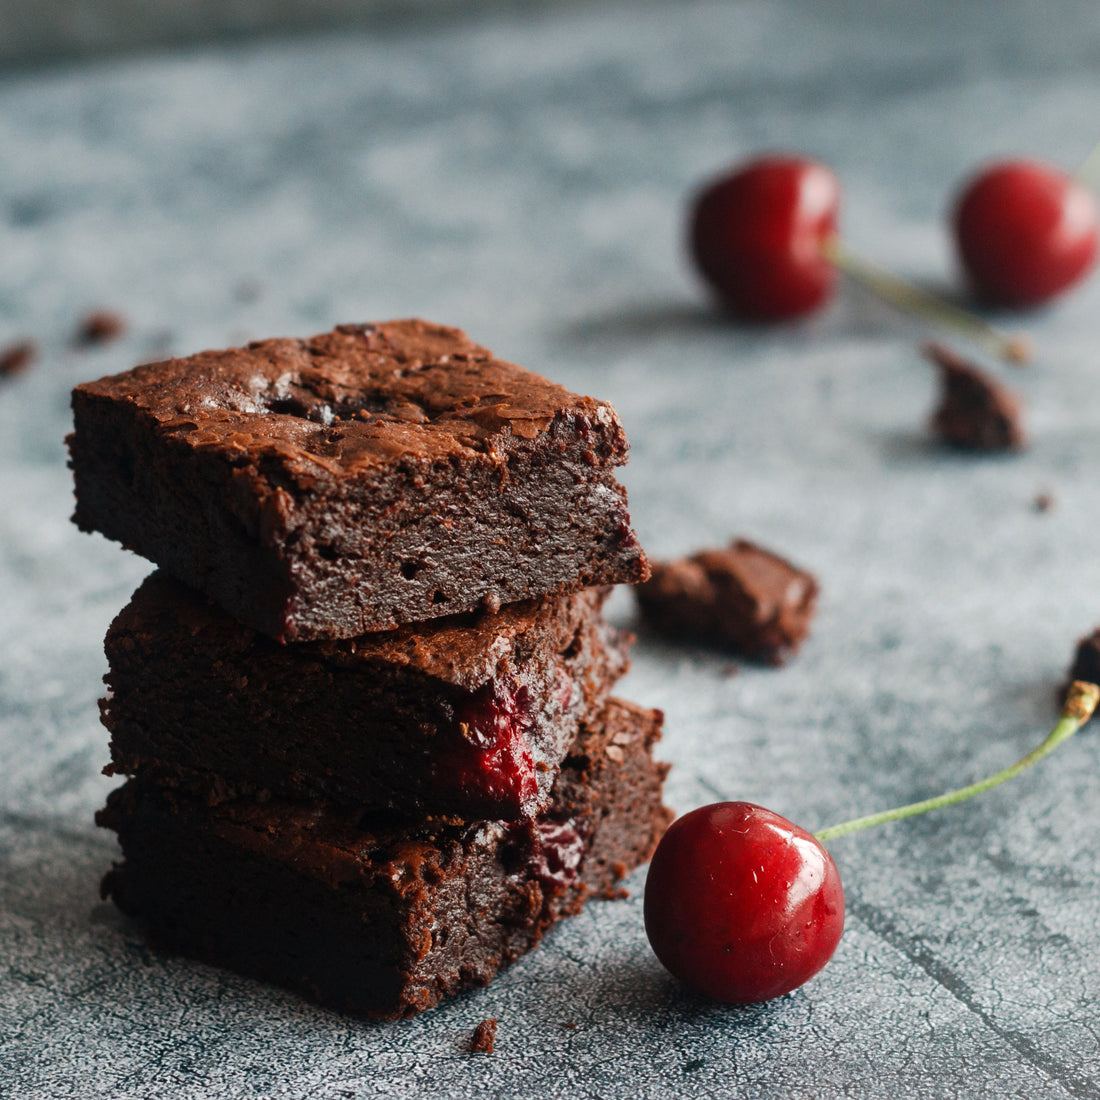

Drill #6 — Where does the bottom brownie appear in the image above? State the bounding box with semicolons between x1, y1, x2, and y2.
97;699;670;1019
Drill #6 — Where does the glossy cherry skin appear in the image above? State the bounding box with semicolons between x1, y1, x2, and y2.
644;801;844;1003
689;156;841;321
953;160;1099;307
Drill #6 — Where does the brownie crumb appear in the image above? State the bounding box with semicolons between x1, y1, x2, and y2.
75;311;126;347
469;1018;498;1054
0;339;36;379
636;539;818;665
924;341;1026;452
1033;490;1055;513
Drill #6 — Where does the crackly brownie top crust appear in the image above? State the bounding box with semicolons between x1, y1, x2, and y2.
73;319;629;483
115;570;614;690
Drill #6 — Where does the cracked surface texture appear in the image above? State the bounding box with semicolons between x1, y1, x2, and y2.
6;0;1100;1096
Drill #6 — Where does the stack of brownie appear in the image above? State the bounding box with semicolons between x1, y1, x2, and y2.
69;319;670;1019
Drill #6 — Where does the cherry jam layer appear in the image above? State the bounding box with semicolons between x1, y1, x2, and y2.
431;679;540;817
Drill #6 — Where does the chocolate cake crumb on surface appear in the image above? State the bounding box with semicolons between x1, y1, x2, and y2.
70;319;648;641
1067;628;1100;695
0;340;36;379
924;341;1026;452
97;698;671;1020
636;539;818;665
469;1018;498;1054
76;310;127;346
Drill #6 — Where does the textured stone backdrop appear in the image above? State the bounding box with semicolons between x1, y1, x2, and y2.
0;0;537;66
5;1;1100;1096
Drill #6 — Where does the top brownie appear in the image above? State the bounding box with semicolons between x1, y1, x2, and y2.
69;320;648;641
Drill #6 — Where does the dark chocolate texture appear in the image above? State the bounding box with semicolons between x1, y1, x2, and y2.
70;319;648;641
924;341;1026;452
103;571;629;819
97;698;671;1020
636;538;818;665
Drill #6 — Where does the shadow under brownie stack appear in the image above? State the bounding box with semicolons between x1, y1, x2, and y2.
69;319;671;1019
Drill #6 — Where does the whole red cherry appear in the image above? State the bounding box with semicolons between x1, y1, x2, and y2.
953;159;1099;307
644;801;844;1003
689;155;841;321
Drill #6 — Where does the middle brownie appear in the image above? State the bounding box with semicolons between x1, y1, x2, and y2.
102;571;629;820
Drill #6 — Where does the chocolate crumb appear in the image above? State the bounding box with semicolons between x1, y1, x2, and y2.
562;1021;577;1029
469;1017;498;1054
1033;491;1055;513
76;311;126;347
923;341;1026;452
636;539;818;665
0;339;36;378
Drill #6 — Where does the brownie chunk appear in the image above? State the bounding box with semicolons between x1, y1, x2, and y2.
96;699;671;1020
469;1018;498;1054
70;320;648;641
636;539;818;665
924;341;1026;452
102;572;629;820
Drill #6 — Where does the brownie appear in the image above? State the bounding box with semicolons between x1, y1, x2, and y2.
924;341;1026;452
96;698;671;1020
636;539;818;665
69;319;648;641
102;572;629;820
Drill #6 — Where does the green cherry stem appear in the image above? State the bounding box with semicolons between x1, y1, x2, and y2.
820;236;1033;366
815;681;1100;843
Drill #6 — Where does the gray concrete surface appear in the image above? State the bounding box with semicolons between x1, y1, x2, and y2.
0;0;541;67
5;1;1100;1096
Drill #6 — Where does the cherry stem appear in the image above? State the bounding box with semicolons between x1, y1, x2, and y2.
821;236;1032;366
815;681;1100;843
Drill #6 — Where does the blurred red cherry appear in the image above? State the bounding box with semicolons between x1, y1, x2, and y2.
953;159;1099;307
644;801;845;1003
689;155;840;321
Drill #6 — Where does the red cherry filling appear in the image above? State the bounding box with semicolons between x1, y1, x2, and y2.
644;801;844;1003
530;819;586;893
436;681;539;815
953;159;1100;307
689;155;841;321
